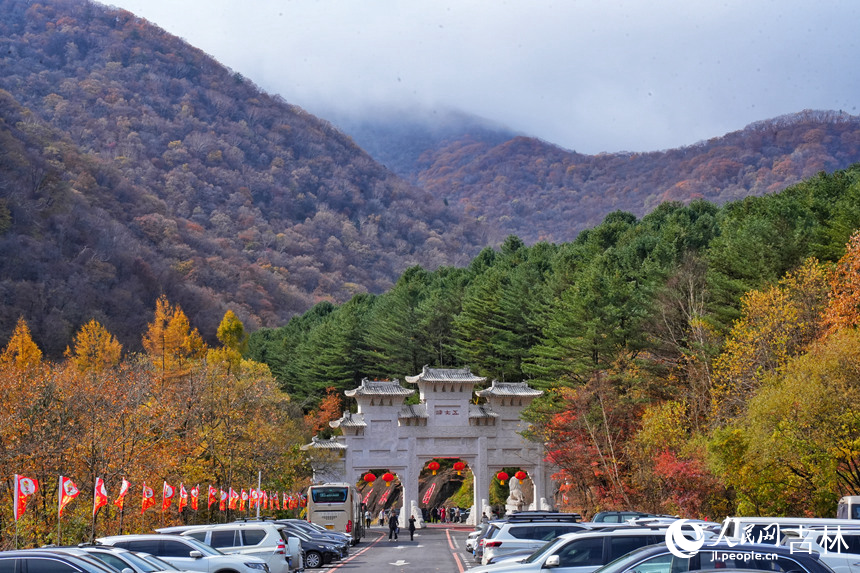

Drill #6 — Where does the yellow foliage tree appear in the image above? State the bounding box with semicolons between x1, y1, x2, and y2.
1;317;42;368
65;319;122;372
142;295;205;382
712;258;828;421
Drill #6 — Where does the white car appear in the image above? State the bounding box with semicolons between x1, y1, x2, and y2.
467;526;682;573
780;525;860;573
96;534;270;573
171;522;301;573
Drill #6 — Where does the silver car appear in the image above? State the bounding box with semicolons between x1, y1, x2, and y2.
97;533;270;573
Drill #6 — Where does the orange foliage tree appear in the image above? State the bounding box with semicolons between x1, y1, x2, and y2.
823;230;860;336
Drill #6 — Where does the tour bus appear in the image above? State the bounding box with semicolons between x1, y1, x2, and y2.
306;482;364;545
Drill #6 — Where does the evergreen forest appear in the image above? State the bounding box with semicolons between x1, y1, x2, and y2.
249;164;860;518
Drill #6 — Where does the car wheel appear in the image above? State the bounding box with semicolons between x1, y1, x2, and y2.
305;551;322;568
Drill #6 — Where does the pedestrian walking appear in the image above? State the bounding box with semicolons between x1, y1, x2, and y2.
408;515;416;541
388;509;400;541
379;509;385;525
365;509;371;529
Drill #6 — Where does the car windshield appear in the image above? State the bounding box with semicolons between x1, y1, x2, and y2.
521;537;566;564
289;528;312;542
136;553;182;571
179;536;224;556
114;551;165;572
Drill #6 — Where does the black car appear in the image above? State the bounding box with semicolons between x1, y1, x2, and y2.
0;548;119;573
592;540;835;573
279;520;350;554
272;525;341;569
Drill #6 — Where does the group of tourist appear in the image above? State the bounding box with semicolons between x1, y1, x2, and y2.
427;505;463;523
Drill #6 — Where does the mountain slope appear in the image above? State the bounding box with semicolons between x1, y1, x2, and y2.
0;0;489;356
343;109;860;243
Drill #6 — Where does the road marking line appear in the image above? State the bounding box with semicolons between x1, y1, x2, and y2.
328;532;385;570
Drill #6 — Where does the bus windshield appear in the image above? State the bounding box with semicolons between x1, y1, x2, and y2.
311;486;349;504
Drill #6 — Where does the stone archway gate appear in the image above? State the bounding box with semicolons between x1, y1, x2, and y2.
302;367;556;526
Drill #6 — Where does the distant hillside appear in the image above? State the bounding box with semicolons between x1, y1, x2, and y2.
342;109;860;243
326;107;519;181
0;0;489;356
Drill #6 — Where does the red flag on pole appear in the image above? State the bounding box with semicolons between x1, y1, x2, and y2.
58;476;80;517
13;474;38;521
162;482;175;512
219;489;227;511
207;485;217;509
93;477;108;516
113;478;130;509
240;489;248;511
141;483;156;513
190;484;199;511
178;483;188;512
228;488;239;510
250;488;259;507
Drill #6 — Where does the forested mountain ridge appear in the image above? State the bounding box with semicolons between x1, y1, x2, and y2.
0;0;489;357
339;109;860;243
249;164;860;516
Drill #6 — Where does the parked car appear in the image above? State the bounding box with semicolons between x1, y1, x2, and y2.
278;520;350;553
268;524;341;568
591;511;663;523
481;519;591;564
300;521;352;547
172;522;301;573
274;521;347;562
466;528;483;552
137;553;200;572
466;525;692;573
0;548;119;573
96;533;270;573
590;541;835;573
719;517;860;545
49;545;194;573
779;524;860;573
476;512;583;564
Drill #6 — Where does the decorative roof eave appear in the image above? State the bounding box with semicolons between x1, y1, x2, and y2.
329;411;366;429
475;380;543;398
469;404;499;418
399;403;429;419
300;436;347;451
345;378;415;397
405;365;487;385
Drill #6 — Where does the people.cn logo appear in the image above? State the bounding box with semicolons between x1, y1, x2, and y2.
665;519;707;558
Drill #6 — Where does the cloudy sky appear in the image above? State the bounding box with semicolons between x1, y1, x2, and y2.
104;0;860;154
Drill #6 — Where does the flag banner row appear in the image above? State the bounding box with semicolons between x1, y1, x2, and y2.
11;474;306;521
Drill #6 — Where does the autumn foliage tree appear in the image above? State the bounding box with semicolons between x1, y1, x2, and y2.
823;230;860;335
0;307;305;548
65;319;122;372
142;294;205;383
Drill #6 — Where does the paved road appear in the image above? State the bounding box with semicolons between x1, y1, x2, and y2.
320;525;476;573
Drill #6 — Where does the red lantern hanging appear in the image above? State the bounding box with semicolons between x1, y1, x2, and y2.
514;470;527;483
363;472;377;484
428;461;440;475
453;461;466;475
497;471;509;485
382;472;395;487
